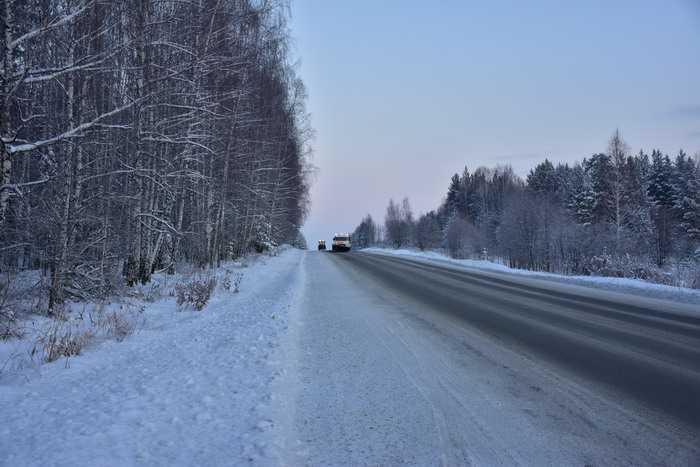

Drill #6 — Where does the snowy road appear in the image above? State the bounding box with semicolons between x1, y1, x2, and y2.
3;249;700;466
289;251;700;466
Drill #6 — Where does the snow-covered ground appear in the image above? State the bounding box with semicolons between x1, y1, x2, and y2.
3;248;698;466
1;248;305;467
363;247;700;306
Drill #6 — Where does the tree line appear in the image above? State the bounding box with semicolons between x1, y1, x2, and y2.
1;0;311;310
354;131;700;287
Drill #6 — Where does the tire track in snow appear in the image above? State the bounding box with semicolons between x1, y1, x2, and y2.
370;321;452;467
387;318;519;466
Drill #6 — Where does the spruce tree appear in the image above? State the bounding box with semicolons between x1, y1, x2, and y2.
672;151;700;248
585;153;614;225
647;150;675;264
445;173;461;218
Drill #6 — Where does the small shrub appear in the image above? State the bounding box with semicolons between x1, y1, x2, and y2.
102;311;135;342
175;276;217;311
221;271;244;294
144;281;162;302
232;273;243;293
691;269;700;290
221;271;232;291
39;322;93;362
252;240;271;254
583;253;668;283
681;260;700;289
583;253;615;277
1;318;22;340
1;305;21;340
0;276;21;340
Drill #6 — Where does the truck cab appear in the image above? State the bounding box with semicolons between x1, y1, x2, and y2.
332;234;351;252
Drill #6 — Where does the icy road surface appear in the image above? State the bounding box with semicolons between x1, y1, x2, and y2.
287;251;700;466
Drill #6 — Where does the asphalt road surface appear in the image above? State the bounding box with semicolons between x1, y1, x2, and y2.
290;251;700;466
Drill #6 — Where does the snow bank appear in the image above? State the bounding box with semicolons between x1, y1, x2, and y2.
1;247;304;466
363;248;700;306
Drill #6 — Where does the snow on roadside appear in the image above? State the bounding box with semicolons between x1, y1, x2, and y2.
363;247;700;306
1;247;304;467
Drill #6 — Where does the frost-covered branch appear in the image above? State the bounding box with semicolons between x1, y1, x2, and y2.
8;101;137;154
10;1;93;48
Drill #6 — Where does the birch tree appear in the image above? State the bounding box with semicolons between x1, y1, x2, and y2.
0;0;311;311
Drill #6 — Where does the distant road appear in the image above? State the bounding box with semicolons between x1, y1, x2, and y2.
292;251;700;465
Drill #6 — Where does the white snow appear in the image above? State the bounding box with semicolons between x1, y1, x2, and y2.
3;248;698;466
363;247;700;307
1;247;304;467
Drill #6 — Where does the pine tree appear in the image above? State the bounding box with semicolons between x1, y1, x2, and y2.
553;163;575;209
647;150;675;264
459;168;469;220
585;153;614;225
466;168;488;223
648;150;674;206
526;159;558;197
672;150;700;248
415;211;441;250
567;163;595;225
527;159;559;270
445;173;461;218
618;152;652;255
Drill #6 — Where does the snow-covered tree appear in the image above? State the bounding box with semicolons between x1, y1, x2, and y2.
353;132;697;282
647;150;674;265
672;150;700;248
352;214;378;249
0;0;312;309
415;211;442;251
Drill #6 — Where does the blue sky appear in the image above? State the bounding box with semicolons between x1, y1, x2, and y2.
290;0;700;244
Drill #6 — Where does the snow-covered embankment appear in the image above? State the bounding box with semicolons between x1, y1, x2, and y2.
1;248;305;466
363;247;700;306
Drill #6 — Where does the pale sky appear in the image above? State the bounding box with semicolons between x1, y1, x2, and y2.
290;0;700;245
